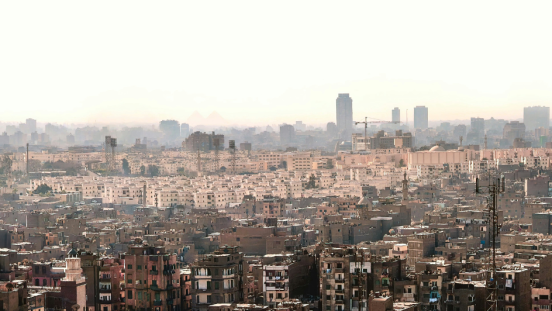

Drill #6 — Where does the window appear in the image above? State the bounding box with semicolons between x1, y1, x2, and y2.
215;282;219;290
127;279;132;284
207;295;212;303
137;265;142;270
127;290;133;299
127;264;132;269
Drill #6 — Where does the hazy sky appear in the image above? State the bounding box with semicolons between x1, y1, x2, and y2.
2;1;552;126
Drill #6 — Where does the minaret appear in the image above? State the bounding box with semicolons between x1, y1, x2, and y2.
402;172;408;202
61;248;87;309
484;135;488;150
64;248;84;282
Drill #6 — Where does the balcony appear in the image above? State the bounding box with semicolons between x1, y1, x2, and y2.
335;289;344;294
99;298;112;304
150;270;159;275
335;279;345;283
99;286;112;293
154;300;162;306
167;298;174;305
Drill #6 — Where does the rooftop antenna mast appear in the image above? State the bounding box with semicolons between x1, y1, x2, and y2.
213;138;220;173
229;140;236;174
476;173;504;311
104;136;111;174
110;137;117;174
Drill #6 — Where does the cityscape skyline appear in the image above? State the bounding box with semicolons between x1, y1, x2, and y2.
2;2;552;124
3;2;552;310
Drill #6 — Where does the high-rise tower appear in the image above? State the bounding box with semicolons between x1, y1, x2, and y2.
336;93;353;139
392;107;400;123
524;106;550;131
413;106;428;129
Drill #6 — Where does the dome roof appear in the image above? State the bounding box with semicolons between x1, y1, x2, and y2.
429;145;445;152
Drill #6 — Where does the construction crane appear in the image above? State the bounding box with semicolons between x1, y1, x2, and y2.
354;117;400;151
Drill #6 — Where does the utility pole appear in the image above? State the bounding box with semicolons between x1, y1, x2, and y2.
476;174;504;311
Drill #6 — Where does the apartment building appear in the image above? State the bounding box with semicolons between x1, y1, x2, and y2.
190;246;244;311
318;246;371;311
122;245;181;311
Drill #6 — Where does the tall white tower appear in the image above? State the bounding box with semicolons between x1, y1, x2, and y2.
61;248;87;310
64;249;85;282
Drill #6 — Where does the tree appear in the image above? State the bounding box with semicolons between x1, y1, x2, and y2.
220;166;227;172
33;184;52;195
177;167;185;175
140;165;146;176
399;159;405;167
148;165;160;177
326;159;334;169
306;174;317;189
269;166;277;172
122;159;131;175
0;155;12;175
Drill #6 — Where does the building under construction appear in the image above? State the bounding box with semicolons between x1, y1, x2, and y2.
352;130;413;151
182;131;224;152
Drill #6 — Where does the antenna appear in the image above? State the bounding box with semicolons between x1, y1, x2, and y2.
110;138;117;174
475;173;504;311
104;136;111;174
229;140;236;174
214;138;220;173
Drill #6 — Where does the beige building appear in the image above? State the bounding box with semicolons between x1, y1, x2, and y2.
408;147;477;168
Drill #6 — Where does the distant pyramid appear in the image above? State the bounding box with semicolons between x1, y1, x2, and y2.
205;111;228;126
186;111;205;126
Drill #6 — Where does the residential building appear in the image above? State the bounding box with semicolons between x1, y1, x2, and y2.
191;246;244;311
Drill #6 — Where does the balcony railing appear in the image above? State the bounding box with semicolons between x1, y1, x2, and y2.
154;300;162;306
